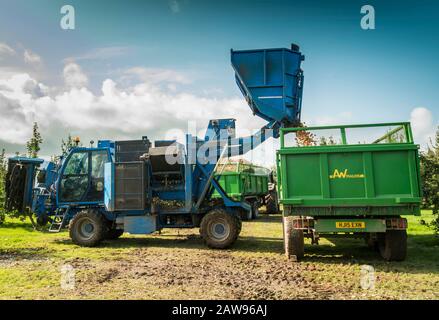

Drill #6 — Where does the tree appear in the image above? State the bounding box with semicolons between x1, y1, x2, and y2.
26;122;43;158
319;136;337;146
420;125;439;234
61;134;75;156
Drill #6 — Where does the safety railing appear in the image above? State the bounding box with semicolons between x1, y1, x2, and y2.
280;122;414;148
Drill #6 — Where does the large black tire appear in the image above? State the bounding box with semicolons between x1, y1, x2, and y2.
239;208;252;221
265;190;279;214
364;233;379;251
69;210;106;247
200;209;241;249
283;216;304;260
251;202;259;220
378;230;407;261
104;220;124;240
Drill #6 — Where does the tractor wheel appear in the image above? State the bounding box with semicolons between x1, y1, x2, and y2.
378;230;407;261
265;190;279;214
200;209;241;249
69;210;106;247
283;216;304;260
251;202;259;220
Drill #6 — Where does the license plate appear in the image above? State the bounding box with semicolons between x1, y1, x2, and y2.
336;221;366;229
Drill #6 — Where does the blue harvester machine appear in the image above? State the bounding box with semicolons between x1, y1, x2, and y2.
5;45;305;248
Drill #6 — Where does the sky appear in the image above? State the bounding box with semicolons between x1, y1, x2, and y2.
0;0;438;166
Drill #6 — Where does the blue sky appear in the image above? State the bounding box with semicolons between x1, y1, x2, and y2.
0;0;438;163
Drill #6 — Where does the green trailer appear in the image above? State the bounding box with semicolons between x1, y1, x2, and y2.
277;122;422;261
212;162;273;220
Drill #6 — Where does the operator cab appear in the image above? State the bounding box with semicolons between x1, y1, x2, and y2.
58;149;110;204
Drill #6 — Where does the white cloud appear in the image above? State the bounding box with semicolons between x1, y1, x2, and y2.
0;43;15;57
23;49;42;66
410;107;436;147
124;67;191;85
63;63;89;88
1;60;437;167
0;65;270;163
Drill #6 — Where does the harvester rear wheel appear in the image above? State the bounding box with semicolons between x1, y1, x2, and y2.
200;209;241;249
283;216;304;260
69;210;106;247
378;230;407;261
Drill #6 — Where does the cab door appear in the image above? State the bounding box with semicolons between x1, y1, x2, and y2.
58;149;110;204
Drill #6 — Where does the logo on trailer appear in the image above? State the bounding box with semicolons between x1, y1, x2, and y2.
330;169;365;179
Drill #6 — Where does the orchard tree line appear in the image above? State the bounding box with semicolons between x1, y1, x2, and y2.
0;124;439;234
420;129;439;233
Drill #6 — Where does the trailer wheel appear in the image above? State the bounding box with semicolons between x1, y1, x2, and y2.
239;208;252;221
364;233;379;251
236;214;242;235
251;202;259;220
69;210;106;247
283;216;304;260
200;209;241;249
378;230;407;261
265;190;279;214
106;228;124;240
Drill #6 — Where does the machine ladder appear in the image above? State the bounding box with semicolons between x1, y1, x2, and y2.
48;208;69;233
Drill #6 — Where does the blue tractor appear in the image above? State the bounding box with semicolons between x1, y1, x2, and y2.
4;44;305;248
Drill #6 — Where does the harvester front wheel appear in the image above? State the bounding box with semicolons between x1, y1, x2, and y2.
200;209;241;249
283;216;304;260
378;230;407;261
69;210;106;247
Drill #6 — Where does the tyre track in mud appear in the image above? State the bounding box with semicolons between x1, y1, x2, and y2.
71;247;352;299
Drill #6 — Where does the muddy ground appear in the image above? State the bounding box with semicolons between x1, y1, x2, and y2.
1;214;439;300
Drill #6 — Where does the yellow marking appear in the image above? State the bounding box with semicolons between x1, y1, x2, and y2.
329;169;365;179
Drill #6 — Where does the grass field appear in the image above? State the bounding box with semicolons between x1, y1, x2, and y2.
0;210;438;300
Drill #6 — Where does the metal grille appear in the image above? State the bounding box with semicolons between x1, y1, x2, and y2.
114;162;146;211
115;138;150;163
